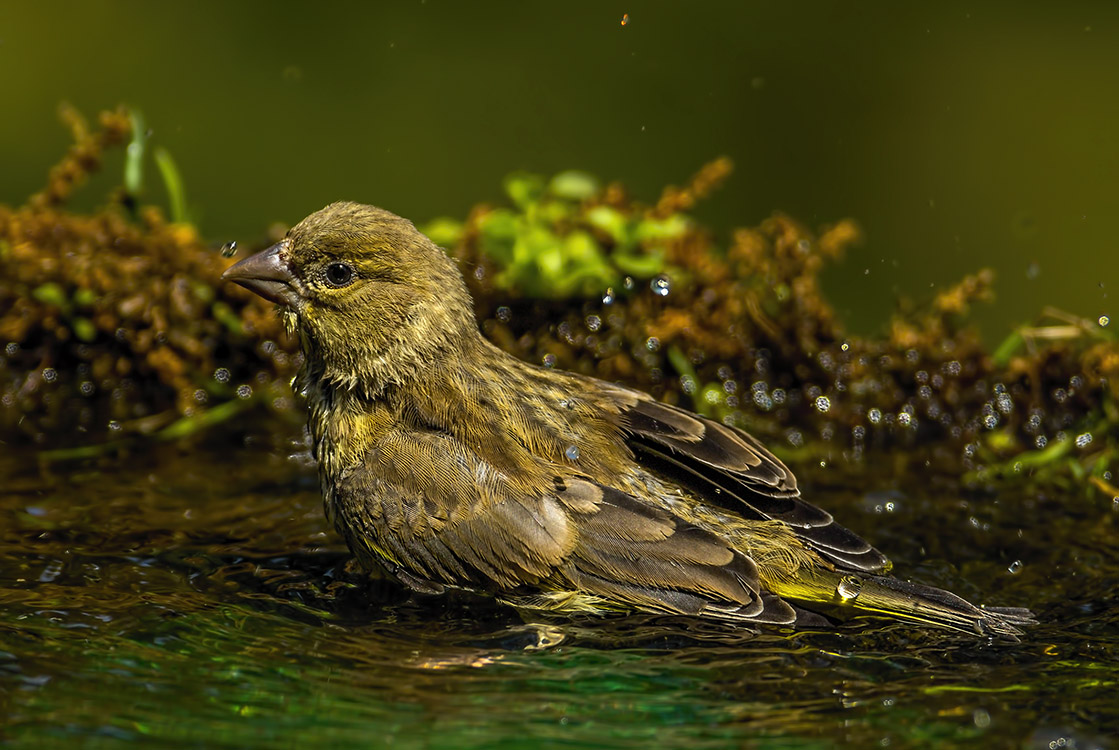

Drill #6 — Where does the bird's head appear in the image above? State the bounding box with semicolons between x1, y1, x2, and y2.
222;201;477;394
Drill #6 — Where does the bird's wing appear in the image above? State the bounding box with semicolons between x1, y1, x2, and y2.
610;389;890;573
333;430;795;623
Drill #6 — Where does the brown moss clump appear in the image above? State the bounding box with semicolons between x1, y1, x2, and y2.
0;108;297;443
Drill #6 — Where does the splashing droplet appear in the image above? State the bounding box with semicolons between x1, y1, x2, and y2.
836;575;862;602
1007;560;1023;574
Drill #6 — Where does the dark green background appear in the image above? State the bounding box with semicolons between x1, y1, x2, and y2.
2;1;1115;338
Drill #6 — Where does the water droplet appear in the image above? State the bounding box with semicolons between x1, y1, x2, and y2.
213;367;231;383
236;384;252;399
973;708;991;729
983;414;998;429
220;241;238;258
602;288;615;305
585;315;602;332
836;575;862;601
1100;315;1110;327
4;342;18;356
542;353;557;368
1076;432;1092;448
108;420;122;432
79;381;94;396
496;306;512;323
840;341;850;352
1007;560;1023;574
565;445;580;461
623;276;635;291
814;396;831;413
193;389;208;404
41;368;58;383
650;275;671;296
620;12;629;25
645;337;660;352
1035;435;1048;449
868;408;882;424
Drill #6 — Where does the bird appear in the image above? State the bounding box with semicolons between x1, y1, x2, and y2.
222;201;1034;639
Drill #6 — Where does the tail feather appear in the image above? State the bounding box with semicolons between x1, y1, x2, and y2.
773;570;1036;639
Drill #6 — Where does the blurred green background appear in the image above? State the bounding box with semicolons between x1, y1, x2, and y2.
1;0;1115;339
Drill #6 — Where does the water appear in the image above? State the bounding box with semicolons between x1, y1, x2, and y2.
1;420;1116;748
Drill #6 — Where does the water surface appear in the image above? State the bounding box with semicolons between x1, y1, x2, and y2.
2;419;1114;748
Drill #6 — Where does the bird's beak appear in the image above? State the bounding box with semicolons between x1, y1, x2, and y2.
221;241;301;308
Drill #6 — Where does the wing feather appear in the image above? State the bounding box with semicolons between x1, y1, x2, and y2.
616;394;891;573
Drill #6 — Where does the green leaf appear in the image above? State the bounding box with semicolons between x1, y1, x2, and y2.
503;172;546;209
636;214;690;241
613;247;665;278
154;146;188;224
72;317;97;343
32;282;69;310
586;206;630;245
124;109;148;198
549;170;599;201
420;217;465;249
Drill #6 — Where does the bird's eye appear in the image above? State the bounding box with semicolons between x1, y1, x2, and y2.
323;262;355;287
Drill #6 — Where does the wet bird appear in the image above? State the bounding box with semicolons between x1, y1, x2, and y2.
223;202;1034;638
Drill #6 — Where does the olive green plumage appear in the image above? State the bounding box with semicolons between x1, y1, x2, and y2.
223;201;1034;638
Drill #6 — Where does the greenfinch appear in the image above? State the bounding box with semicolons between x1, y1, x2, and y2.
223;202;1033;638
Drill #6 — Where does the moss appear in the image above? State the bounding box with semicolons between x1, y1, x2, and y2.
0;107;298;445
1;108;1114;497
